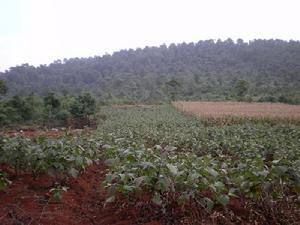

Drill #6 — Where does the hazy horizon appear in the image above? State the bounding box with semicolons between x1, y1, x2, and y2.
1;0;300;71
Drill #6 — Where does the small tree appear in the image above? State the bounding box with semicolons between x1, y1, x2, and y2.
7;96;32;121
69;93;96;120
0;80;8;96
25;94;43;120
234;79;249;97
43;93;61;127
165;79;181;101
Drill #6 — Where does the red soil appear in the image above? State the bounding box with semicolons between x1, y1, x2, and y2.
0;162;299;225
1;128;298;224
0;163;164;225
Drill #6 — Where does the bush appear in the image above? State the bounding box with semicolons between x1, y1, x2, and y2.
69;93;96;119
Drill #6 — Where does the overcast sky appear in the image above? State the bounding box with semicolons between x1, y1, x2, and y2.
0;0;299;71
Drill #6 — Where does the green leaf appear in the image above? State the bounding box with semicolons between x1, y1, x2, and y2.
167;164;178;175
155;177;171;191
207;168;218;177
105;195;115;203
85;157;93;165
152;192;162;205
134;176;148;187
273;166;288;176
200;197;214;211
53;191;62;201
228;188;238;197
214;181;225;190
62;186;69;192
140;162;155;169
119;174;126;182
68;168;79;177
165;146;177;151
177;192;190;205
105;158;117;166
0;180;7;190
217;194;229;206
272;159;281;164
154;145;162;150
122;185;135;192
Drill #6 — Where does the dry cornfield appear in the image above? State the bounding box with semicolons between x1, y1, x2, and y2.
173;101;300;119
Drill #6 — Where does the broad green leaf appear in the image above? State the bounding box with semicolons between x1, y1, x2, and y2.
105;195;115;203
217;194;229;206
105;158;117;166
122;185;135;192
68;168;79;177
200;197;214;211
273;166;288;176
167;164;178;175
152;192;162;205
134;176;148;187
207;168;218;177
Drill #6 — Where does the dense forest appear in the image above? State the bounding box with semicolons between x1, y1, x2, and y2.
1;39;300;103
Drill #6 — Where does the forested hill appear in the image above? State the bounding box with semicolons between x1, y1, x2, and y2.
1;39;300;103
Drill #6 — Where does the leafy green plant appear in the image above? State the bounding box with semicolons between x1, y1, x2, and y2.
49;185;69;201
97;105;300;209
0;171;11;190
0;134;102;178
69;93;96;119
1;104;299;211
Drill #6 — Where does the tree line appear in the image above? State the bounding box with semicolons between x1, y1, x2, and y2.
0;39;299;103
0;91;96;128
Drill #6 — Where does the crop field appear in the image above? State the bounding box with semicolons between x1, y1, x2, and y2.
173;101;300;118
0;104;300;224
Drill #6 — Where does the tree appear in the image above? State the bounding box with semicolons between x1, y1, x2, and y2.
69;93;96;119
43;93;61;126
234;79;249;97
165;79;181;101
25;94;44;120
0;39;299;103
0;80;8;95
6;96;32;121
44;93;61;111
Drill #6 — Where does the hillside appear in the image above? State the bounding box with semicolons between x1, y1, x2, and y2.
1;39;300;103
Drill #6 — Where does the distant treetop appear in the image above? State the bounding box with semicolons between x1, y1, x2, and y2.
0;39;299;103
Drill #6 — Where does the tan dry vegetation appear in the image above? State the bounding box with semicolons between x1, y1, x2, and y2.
173;101;300;119
112;104;158;109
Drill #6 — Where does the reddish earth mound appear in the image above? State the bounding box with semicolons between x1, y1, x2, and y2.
1;163;299;225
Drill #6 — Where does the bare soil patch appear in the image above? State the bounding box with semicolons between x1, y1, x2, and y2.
0;163;163;225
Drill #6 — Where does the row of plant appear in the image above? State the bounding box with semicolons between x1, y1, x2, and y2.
0;134;102;179
103;144;300;208
97;106;300;157
1;104;299;208
97;105;300;208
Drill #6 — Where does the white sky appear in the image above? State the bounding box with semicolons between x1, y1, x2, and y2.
0;0;300;71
